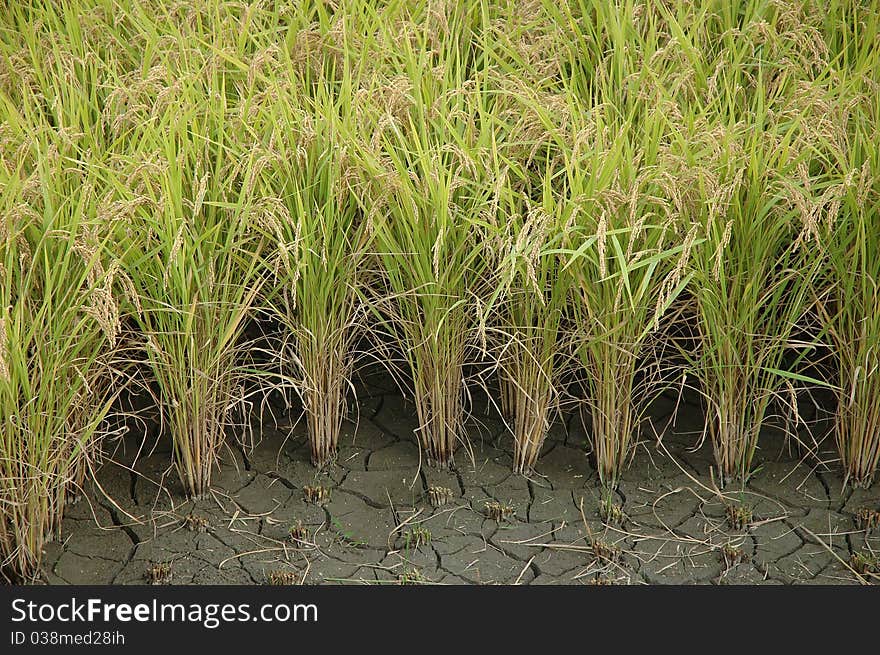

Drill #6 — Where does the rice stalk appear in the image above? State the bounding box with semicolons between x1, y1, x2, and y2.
251;75;369;468
351;9;497;465
0;119;123;581
107;90;265;498
483;167;575;473
814;89;880;487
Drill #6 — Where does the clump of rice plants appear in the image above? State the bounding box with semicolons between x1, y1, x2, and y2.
402;526;432;550
482;166;575;474
250;79;368;468
725;503;753;531
849;551;879;577
397;567;429;585
288;521;308;544
855;508;880;533
107;100;265;498
184;515;209;533
598;494;625;526
267;570;299;586
721;544;748;569
303;484;331;505
653;2;856;486
591;540;622;565
555;110;695;487
475;3;585;471
815;117;880;487
484;501;515;521
496;1;706;487
819;205;880;486
680;130;830;484
352;19;499;466
0;123;124;581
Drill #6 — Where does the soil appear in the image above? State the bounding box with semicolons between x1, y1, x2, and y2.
39;370;880;585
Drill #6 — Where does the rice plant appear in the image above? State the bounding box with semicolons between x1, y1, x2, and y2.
512;81;695;487
483;168;575;473
815;130;880;487
805;2;880;488
680;127;824;485
351;6;498;466
250;78;368;468
563;147;695;488
821;190;880;487
0;122;122;581
106;96;265;498
3;1;880;589
664;0;873;485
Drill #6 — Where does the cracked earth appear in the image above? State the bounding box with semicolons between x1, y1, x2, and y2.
39;370;880;585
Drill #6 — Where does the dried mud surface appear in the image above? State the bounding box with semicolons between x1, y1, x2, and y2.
40;371;880;585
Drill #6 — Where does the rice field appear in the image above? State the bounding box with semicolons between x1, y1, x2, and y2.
1;0;878;583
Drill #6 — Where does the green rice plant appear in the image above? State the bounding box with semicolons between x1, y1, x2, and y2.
350;10;499;466
815;141;880;487
3;0;880;548
249;77;369;468
514;1;703;488
0;120;122;581
106;91;265;498
355;132;493;465
476;1;600;473
563;161;695;488
427;485;453;507
516;85;695;487
805;3;880;488
680;132;824;485
662;1;873;485
0;0;136;147
482;169;576;473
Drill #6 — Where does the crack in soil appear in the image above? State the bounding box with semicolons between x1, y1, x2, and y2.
128;470;138;506
236;443;252;472
335;487;391;511
100;501;141;547
265;471;297;490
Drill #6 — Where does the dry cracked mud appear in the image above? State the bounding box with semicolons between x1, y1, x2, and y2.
39;371;880;585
